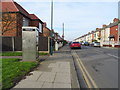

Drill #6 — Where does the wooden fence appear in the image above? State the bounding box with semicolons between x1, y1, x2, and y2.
1;36;50;52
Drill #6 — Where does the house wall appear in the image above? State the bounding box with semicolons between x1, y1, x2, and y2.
110;25;118;42
16;13;23;36
100;28;110;46
29;20;39;28
105;28;110;42
1;12;30;37
2;13;17;36
95;31;100;42
92;33;94;40
100;29;105;46
43;27;50;37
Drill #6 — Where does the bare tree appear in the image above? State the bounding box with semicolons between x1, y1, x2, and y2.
0;12;17;35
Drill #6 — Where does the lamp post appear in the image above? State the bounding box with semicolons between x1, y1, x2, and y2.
118;23;120;45
62;23;65;46
50;0;53;55
62;23;64;40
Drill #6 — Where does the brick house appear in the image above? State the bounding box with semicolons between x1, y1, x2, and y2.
109;18;119;47
1;0;43;37
42;22;51;37
74;18;120;47
29;14;44;35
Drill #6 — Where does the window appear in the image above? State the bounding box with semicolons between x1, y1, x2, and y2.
23;17;29;26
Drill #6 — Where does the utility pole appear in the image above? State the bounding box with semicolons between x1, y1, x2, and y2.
62;23;64;40
50;0;53;55
118;1;120;45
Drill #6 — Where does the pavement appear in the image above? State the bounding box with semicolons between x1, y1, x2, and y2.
12;45;80;89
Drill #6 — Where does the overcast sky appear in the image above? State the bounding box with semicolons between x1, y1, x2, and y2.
14;0;118;41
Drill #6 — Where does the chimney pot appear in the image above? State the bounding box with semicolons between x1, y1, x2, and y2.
113;18;119;22
96;28;99;30
102;24;107;28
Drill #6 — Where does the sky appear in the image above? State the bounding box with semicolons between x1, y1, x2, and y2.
14;0;119;41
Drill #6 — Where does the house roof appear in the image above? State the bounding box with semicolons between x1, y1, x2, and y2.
108;22;119;28
29;14;44;24
29;14;39;20
2;0;19;12
14;2;30;18
2;0;30;18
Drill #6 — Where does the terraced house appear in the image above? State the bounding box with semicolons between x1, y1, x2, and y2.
74;18;120;47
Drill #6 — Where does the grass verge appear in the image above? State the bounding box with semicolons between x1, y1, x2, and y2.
39;53;49;55
2;58;38;89
0;52;49;56
0;52;22;56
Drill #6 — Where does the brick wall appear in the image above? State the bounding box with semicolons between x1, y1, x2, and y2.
29;20;39;28
1;13;24;37
43;27;50;37
110;25;118;42
16;13;23;36
2;13;17;36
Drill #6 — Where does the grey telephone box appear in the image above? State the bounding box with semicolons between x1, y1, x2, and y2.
22;27;39;61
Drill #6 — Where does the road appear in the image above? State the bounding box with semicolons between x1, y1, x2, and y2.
71;46;118;88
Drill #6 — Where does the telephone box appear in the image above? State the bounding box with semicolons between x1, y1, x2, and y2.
22;27;39;61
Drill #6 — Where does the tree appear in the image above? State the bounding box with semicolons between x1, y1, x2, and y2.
92;39;98;42
1;12;17;35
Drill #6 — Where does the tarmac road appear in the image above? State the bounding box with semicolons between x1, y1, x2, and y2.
71;46;118;88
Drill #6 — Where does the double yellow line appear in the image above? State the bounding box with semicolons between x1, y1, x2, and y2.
72;50;98;88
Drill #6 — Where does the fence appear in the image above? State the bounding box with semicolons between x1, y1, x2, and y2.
1;36;22;51
38;36;49;53
1;36;50;52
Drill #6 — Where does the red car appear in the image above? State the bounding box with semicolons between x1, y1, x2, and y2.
70;42;81;49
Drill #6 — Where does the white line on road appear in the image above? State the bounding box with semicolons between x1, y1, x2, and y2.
107;54;119;59
94;49;119;59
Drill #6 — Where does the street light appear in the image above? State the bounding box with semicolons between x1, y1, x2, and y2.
50;0;53;55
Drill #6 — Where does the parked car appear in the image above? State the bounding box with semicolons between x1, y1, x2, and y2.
93;42;100;47
70;42;81;49
89;42;94;47
84;42;89;46
81;42;84;45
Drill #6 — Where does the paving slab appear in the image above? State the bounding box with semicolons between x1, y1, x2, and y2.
54;73;71;84
25;71;43;81
53;83;71;88
51;67;70;73
37;72;56;83
42;82;53;88
13;45;80;89
14;81;44;88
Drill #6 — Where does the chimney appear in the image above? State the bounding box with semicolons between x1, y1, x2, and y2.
96;28;99;30
113;18;119;23
88;32;91;34
43;22;47;27
102;24;107;28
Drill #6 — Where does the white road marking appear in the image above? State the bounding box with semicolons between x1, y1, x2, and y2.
94;49;119;59
107;54;119;59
